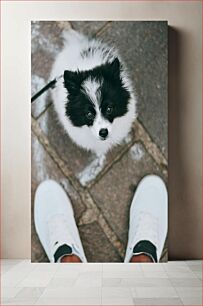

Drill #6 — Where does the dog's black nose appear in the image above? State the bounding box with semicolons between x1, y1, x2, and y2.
99;128;108;139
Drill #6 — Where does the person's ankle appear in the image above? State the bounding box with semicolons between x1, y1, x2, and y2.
130;253;153;263
60;254;82;263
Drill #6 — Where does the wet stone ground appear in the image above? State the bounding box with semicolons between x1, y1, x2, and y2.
31;21;168;262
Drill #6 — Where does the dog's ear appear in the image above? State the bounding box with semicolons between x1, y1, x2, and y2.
110;58;120;74
106;58;121;82
64;70;81;92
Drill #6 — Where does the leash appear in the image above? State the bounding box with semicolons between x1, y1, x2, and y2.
31;75;63;103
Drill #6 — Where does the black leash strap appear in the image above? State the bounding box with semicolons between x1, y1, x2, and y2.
31;75;63;103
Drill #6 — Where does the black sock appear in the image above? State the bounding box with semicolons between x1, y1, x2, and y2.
54;244;72;263
133;240;158;262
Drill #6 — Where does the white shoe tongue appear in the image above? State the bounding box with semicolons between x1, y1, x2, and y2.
47;214;76;254
132;211;159;250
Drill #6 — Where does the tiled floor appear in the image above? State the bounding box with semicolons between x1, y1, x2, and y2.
1;260;202;305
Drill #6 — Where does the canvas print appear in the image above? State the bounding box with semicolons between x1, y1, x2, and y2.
31;21;168;263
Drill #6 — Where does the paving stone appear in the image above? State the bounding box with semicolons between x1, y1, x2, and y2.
31;78;52;119
90;142;167;258
37;104;136;186
71;21;107;37
99;21;168;158
31;21;106;117
31;132;86;262
78;222;121;262
31;21;71;118
31;21;69;74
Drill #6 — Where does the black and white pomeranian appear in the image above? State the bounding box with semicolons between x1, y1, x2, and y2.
51;30;137;156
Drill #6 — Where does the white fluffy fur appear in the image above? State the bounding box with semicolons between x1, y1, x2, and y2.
51;30;137;156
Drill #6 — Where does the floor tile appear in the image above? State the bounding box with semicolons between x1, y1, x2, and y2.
33;263;58;273
180;296;202;305
56;263;86;271
1;264;18;274
102;277;171;288
188;264;202;272
102;278;123;287
175;287;202;298
17;271;56;287
82;263;103;272
53;262;91;277
103;270;144;279
54;269;80;278
165;261;188;266
186;260;202;265
141;263;166;271
102;276;171;287
170;277;202;287
124;277;172;287
166;271;197;279
35;297;101;305
102;287;132;298
164;264;192;273
133;297;183;305
1;260;202;306
2;261;36;287
2;296;39;305
15;287;45;299
2;287;23;299
47;277;76;288
142;271;169;278
75;271;102;287
102;263;143;273
102;297;134;305
133;287;178;298
41;287;101;298
78;270;102;278
194;271;202;279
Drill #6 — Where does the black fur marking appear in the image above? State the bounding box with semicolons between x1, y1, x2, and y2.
64;58;130;127
65;90;96;127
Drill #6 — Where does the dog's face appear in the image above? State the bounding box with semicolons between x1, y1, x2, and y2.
64;58;130;141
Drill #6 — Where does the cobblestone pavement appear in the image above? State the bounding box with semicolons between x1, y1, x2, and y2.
31;21;168;262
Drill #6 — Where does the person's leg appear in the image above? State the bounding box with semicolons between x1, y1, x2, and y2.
124;175;168;263
34;180;87;263
130;254;153;263
61;255;82;263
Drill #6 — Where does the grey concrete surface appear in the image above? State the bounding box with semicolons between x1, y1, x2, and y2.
99;21;168;158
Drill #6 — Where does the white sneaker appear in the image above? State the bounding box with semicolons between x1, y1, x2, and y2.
124;175;168;263
34;180;87;262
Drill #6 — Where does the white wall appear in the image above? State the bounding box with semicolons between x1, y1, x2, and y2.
1;1;201;259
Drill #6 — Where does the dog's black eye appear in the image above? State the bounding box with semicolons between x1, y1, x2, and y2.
86;111;95;121
106;106;113;115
